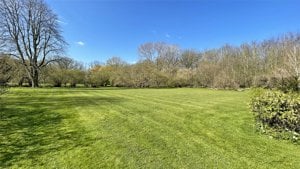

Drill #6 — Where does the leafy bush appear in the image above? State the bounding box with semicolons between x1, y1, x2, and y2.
250;89;300;141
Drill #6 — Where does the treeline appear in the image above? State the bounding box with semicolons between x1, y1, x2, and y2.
0;33;299;91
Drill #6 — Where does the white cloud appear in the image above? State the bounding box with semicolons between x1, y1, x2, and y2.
165;33;171;38
56;19;68;25
76;41;85;46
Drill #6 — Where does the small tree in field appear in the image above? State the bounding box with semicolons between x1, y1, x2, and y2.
0;0;66;87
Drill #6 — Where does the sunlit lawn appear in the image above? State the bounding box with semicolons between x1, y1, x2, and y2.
1;88;300;168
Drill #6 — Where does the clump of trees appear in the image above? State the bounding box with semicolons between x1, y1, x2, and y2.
83;33;298;91
45;57;85;87
1;32;299;91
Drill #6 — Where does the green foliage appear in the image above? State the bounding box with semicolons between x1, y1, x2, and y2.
87;68;111;87
250;89;300;141
66;69;86;87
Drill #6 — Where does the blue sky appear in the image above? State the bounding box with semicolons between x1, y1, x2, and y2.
46;0;300;64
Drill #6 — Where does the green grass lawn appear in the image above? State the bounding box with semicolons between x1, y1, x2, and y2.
1;88;300;168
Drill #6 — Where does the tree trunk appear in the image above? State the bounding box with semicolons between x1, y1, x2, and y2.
31;69;39;88
18;77;24;87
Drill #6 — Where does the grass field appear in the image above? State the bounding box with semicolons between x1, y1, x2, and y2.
1;88;300;168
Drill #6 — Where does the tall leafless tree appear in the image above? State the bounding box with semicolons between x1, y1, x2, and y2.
0;0;66;87
285;45;300;90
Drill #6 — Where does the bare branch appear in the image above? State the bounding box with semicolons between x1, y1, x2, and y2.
0;0;67;87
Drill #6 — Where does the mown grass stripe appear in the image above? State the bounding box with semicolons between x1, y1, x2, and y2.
1;88;300;168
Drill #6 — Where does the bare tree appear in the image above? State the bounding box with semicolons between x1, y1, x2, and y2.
157;44;181;70
138;42;157;62
106;56;127;68
285;45;300;90
180;49;201;69
0;0;66;87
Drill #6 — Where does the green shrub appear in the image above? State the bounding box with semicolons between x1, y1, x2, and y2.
250;89;300;141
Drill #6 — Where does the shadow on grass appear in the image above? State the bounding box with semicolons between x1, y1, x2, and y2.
0;95;124;167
